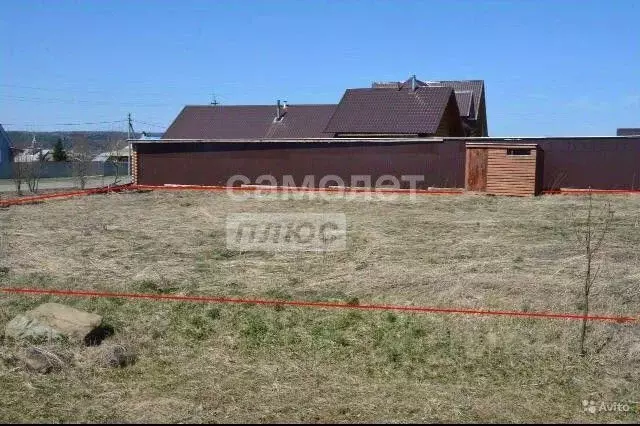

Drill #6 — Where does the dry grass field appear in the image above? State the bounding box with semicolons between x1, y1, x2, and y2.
0;190;639;422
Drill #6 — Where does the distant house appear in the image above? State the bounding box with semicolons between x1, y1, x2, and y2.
92;147;130;163
13;148;53;162
11;135;53;163
617;128;640;136
0;124;11;176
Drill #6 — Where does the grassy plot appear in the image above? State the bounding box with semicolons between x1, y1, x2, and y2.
0;190;639;422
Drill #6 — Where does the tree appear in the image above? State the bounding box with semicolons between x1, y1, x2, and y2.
574;189;614;356
25;151;45;193
105;136;124;186
72;139;92;190
52;138;68;162
12;161;27;195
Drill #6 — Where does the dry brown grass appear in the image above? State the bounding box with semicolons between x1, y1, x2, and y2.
0;190;639;422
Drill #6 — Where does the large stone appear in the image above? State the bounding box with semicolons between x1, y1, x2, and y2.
4;314;63;343
4;303;103;344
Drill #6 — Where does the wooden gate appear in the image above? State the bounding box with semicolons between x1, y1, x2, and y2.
465;143;542;196
465;147;488;191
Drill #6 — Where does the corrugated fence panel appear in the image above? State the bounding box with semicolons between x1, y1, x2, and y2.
137;140;467;189
454;137;640;191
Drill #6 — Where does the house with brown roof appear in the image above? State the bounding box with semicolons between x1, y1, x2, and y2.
162;75;485;139
324;84;463;137
131;76;640;194
371;77;488;137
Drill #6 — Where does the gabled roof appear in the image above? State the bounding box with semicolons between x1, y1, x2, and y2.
163;104;337;139
265;105;337;138
323;86;455;135
369;78;485;121
92;147;130;162
425;80;484;120
454;90;474;118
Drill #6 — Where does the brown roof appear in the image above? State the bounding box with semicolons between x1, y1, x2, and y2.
454;90;474;117
425;80;484;120
163;104;337;139
371;77;485;121
323;86;454;135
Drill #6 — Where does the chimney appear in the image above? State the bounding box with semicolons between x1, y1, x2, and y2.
282;100;288;111
276;100;282;121
411;74;417;91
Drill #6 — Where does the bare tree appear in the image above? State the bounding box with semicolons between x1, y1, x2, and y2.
72;138;92;190
25;151;45;193
574;189;614;356
106;136;125;186
12;161;27;195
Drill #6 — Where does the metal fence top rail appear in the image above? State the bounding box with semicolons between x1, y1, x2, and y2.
129;137;446;144
129;135;640;145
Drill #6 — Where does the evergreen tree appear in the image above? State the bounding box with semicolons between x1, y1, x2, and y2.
52;138;68;161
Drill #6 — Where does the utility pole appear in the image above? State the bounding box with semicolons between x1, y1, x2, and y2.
210;93;219;106
127;113;134;179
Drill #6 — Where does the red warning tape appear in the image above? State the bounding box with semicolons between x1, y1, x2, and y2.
2;287;636;324
542;189;640;195
0;184;134;207
132;184;464;195
133;184;640;196
2;183;638;208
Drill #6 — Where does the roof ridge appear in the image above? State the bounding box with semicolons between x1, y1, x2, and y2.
184;103;337;107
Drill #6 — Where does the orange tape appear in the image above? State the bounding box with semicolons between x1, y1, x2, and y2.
0;184;133;207
130;184;464;195
543;189;640;195
3;183;638;208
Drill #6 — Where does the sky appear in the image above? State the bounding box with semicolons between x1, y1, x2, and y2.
1;0;638;136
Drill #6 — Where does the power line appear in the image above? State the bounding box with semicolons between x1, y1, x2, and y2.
0;94;169;108
133;119;166;129
3;120;127;128
3;119;168;130
0;83;173;99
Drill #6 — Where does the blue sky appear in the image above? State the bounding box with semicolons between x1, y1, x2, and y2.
1;0;638;136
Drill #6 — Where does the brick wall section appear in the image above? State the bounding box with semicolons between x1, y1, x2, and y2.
485;148;538;196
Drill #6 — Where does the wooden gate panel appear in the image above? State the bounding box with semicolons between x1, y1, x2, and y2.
465;148;488;191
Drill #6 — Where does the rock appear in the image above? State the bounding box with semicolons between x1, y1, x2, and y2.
4;303;103;344
100;344;136;368
27;303;103;341
23;347;65;374
4;314;63;343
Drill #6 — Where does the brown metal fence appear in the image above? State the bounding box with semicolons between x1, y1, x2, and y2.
136;140;466;189
134;137;640;191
